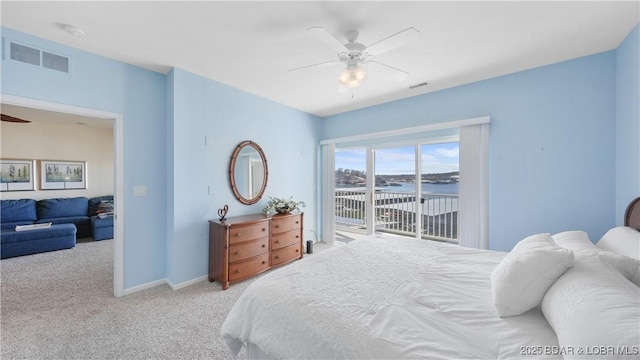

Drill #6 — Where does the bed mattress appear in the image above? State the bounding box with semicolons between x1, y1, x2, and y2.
221;234;561;359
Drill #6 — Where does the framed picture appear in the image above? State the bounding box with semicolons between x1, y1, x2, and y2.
40;160;87;190
0;159;35;191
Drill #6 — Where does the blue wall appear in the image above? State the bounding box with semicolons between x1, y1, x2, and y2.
324;51;620;251
1;27;321;290
2;24;637;288
616;24;640;225
166;68;321;285
1;27;168;288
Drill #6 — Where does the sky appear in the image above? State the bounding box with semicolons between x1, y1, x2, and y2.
335;142;459;175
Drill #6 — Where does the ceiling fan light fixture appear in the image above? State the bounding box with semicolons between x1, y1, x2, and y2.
338;66;367;88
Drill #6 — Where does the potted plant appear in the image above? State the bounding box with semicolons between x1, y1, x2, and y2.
263;196;306;215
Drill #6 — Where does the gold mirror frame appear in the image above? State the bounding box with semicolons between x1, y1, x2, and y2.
229;141;269;205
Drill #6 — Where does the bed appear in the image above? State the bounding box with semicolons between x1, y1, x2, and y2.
221;198;640;359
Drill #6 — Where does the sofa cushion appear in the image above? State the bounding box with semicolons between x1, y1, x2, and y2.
37;197;88;219
91;215;114;241
1;224;76;259
91;215;114;228
1;224;77;244
36;216;90;226
1;199;37;223
36;216;91;239
88;196;114;216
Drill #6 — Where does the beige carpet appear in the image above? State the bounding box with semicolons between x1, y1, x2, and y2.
1;239;333;359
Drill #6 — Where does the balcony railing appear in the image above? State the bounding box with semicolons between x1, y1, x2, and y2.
335;189;458;242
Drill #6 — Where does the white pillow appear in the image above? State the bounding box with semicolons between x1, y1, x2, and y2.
491;233;574;317
598;252;640;287
552;230;600;258
596;226;640;260
542;257;640;359
553;230;640;286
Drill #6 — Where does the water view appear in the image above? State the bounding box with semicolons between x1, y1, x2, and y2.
335;142;460;241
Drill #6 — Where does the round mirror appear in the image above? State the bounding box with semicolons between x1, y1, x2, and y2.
229;141;268;205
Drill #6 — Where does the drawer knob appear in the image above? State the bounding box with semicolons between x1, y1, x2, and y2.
235;233;241;237
296;221;299;224
262;244;266;248
262;228;266;232
275;225;280;228
235;269;241;273
296;249;299;253
262;261;266;264
275;240;280;244
234;251;240;255
296;235;299;238
275;255;280;259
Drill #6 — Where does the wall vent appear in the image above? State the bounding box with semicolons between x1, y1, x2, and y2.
8;41;69;73
409;82;429;89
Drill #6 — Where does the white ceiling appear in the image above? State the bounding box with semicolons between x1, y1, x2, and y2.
1;1;639;118
0;103;113;129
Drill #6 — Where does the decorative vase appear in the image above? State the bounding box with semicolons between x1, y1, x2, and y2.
276;208;290;215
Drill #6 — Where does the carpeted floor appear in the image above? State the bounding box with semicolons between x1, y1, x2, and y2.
1;239;333;359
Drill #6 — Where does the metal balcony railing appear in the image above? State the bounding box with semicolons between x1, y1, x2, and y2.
335;189;458;242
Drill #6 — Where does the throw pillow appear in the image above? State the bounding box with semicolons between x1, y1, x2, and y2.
491;233;574;317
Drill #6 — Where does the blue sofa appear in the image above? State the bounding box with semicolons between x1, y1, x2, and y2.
1;196;114;259
36;197;91;238
88;196;114;241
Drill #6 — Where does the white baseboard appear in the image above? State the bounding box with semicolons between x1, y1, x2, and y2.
122;278;167;296
122;275;208;295
166;275;208;290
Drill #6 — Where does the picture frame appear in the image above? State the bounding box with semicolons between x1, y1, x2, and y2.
0;159;35;191
40;160;87;190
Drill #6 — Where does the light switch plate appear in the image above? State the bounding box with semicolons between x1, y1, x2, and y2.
134;186;147;197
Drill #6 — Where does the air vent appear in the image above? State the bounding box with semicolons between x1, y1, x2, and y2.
409;82;429;89
10;42;40;66
8;41;69;73
42;51;69;72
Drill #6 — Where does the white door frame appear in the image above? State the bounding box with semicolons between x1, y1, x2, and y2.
1;94;125;297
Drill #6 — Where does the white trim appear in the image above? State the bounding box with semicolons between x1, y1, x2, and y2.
122;278;167;296
369;135;460;151
365;147;375;235
321;143;336;244
1;94;125;297
166;275;208;291
321;116;490;145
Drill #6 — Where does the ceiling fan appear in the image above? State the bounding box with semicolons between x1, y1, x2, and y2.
289;27;420;92
1;114;31;123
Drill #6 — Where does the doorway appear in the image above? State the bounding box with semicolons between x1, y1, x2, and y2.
1;94;124;296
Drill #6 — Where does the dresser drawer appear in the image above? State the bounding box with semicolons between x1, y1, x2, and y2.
271;243;301;267
229;252;269;282
229;221;269;244
229;236;268;263
271;214;302;235
271;230;301;250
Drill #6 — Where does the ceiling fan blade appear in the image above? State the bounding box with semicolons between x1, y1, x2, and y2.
288;60;340;72
308;27;347;53
366;27;420;56
367;61;409;82
1;113;31;123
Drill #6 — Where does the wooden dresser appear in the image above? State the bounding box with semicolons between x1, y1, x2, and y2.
208;212;303;290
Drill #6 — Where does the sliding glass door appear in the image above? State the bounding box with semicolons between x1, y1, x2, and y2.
334;148;368;236
335;140;459;242
373;145;418;236
420;142;459;241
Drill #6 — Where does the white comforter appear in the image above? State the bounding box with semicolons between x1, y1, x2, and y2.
221;234;560;359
